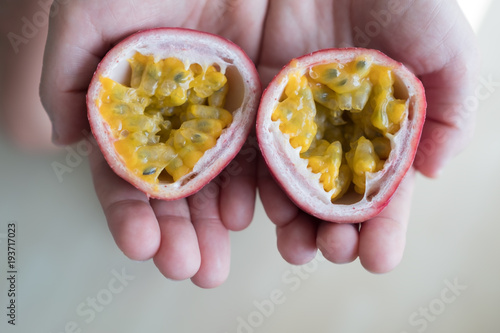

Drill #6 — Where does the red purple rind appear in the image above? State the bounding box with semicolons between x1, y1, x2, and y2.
256;47;426;223
87;27;261;200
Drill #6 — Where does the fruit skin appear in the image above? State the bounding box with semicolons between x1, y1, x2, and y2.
87;28;261;200
256;48;426;223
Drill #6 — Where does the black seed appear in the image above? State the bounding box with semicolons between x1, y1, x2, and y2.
143;167;156;175
174;72;184;83
326;68;340;79
191;133;202;143
356;60;366;70
197;120;210;130
337;78;348;86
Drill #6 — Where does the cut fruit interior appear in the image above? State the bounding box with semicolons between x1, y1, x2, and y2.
273;55;408;201
98;53;233;184
257;48;426;223
88;28;260;200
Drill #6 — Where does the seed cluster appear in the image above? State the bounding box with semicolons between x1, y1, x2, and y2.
98;52;231;183
272;56;408;201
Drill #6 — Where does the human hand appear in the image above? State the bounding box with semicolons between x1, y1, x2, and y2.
257;0;479;272
40;0;267;288
41;0;479;283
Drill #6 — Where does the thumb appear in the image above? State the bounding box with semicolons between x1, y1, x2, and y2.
39;4;106;145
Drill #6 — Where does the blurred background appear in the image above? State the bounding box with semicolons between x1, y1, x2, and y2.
0;0;499;332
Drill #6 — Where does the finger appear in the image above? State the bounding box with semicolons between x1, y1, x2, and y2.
259;0;336;70
0;1;55;151
258;155;318;263
414;63;479;177
358;168;416;273
257;155;300;226
414;117;474;178
219;137;258;231
257;147;318;264
40;5;106;145
316;222;359;264
276;212;318;265
150;199;201;281
188;183;230;288
207;0;268;63
88;138;161;261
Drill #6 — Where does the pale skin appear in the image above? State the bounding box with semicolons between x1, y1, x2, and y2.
38;0;479;287
0;0;54;150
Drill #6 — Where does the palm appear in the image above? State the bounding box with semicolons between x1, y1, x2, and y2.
42;0;267;288
257;0;478;271
41;0;478;285
42;0;266;143
91;0;265;59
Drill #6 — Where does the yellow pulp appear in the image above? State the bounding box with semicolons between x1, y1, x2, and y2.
272;56;408;201
98;52;231;183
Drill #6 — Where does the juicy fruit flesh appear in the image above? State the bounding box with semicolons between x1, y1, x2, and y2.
272;56;408;201
98;52;232;184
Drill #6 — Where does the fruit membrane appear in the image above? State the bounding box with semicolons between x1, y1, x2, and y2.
87;28;261;200
257;48;426;223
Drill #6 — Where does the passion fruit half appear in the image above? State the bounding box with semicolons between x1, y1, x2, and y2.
257;48;426;223
87;28;261;200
